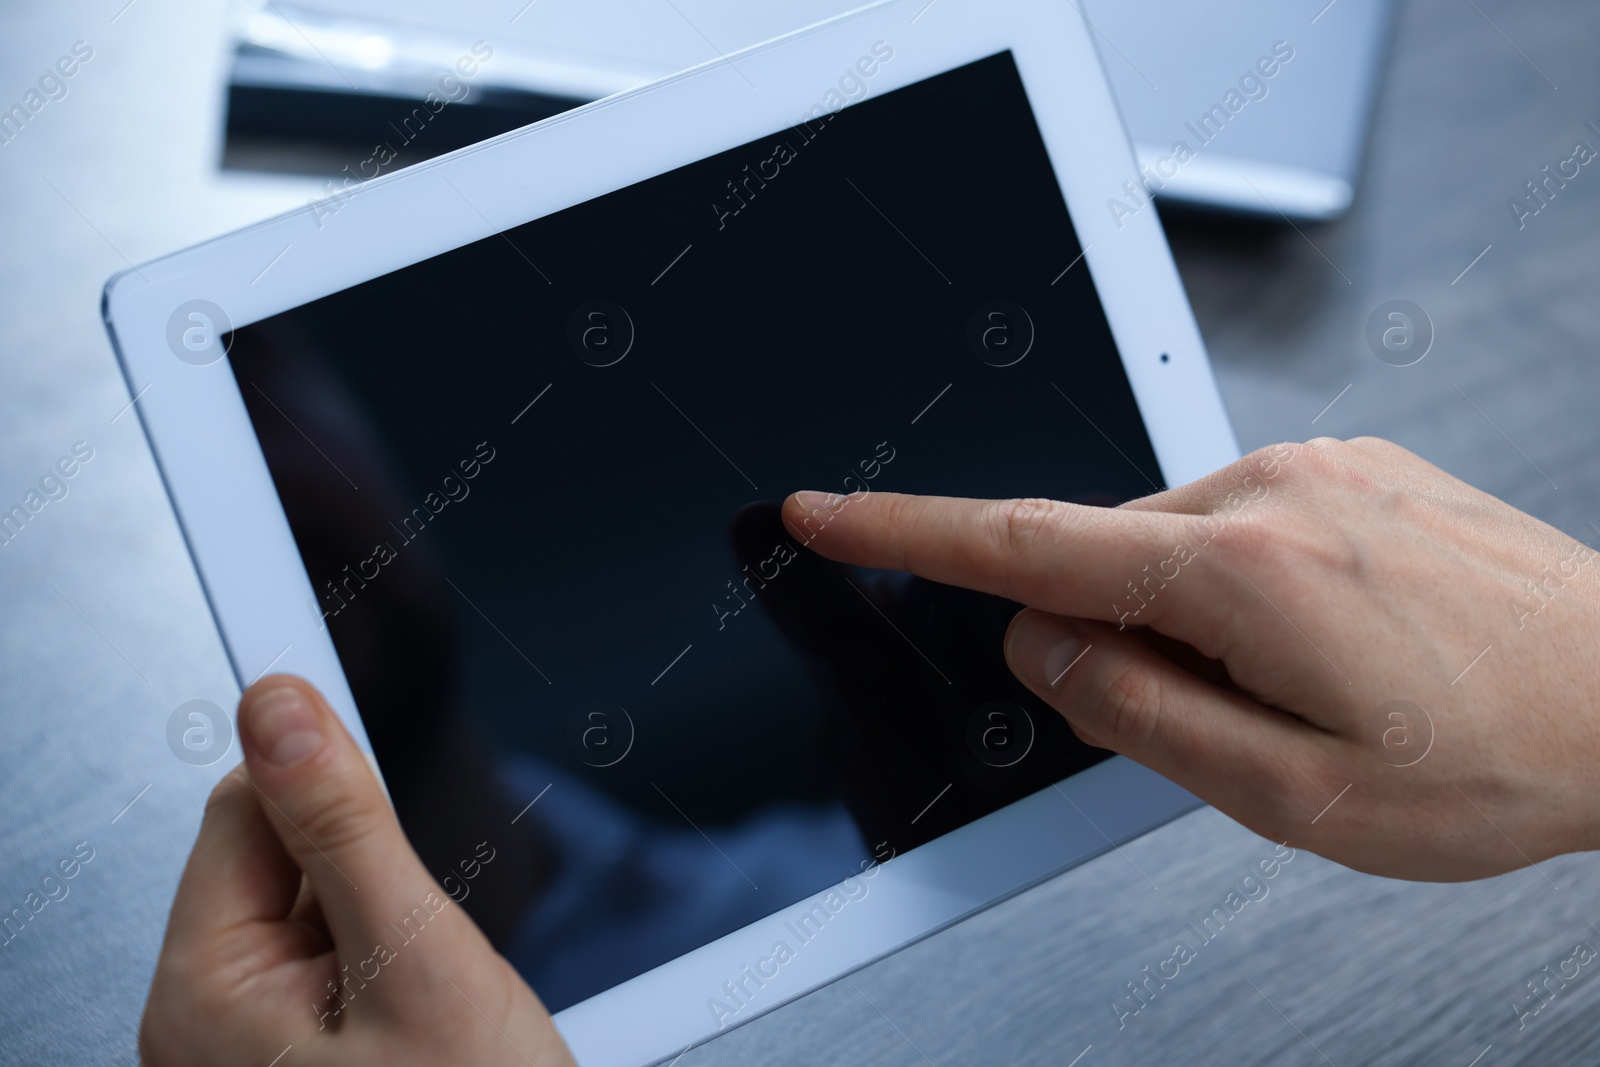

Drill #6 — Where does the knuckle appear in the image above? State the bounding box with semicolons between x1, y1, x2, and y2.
1273;454;1328;493
1226;440;1382;538
1240;441;1297;475
878;493;919;568
1095;663;1164;750
1303;435;1349;457
293;788;387;856
1273;439;1337;481
1301;437;1377;492
989;497;1068;601
993;497;1066;558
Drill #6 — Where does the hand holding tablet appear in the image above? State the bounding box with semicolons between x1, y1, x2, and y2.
141;676;574;1067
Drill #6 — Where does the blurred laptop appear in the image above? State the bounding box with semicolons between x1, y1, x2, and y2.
225;0;1394;220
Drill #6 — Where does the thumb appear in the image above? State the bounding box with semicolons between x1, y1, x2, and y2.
238;674;440;954
1002;611;1323;823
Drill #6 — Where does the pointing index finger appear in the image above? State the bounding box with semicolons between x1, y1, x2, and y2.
781;490;1208;630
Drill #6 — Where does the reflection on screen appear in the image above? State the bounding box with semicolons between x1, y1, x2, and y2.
225;50;1166;1013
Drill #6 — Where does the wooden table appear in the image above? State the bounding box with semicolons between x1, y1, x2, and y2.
1;1;1596;1063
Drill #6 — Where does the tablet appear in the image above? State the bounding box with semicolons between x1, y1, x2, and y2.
104;1;1240;1063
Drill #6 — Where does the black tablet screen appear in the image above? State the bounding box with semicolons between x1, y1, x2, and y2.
225;49;1164;1013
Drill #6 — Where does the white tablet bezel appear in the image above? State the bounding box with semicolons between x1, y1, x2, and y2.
105;1;1239;1062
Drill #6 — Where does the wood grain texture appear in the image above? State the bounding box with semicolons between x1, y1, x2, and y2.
0;0;1595;1065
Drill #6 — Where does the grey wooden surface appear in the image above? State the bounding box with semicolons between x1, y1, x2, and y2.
2;1;1598;1065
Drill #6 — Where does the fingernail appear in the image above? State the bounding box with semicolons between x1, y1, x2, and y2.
793;490;846;514
1007;613;1084;691
245;686;324;767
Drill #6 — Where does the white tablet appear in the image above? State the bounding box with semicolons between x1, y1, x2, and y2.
104;1;1240;1063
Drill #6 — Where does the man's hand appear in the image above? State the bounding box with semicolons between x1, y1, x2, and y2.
784;436;1600;881
140;675;574;1067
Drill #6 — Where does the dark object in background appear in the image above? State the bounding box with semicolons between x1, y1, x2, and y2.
222;2;648;163
223;0;1396;217
227;66;579;153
